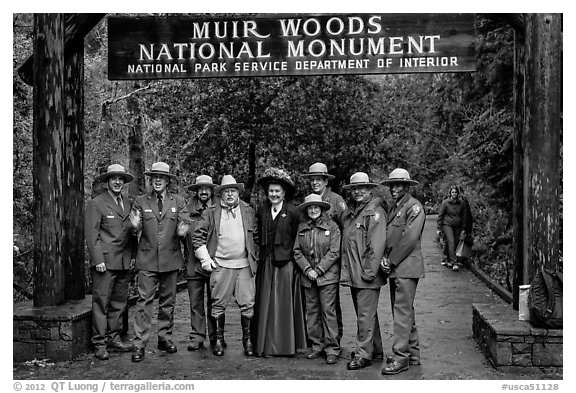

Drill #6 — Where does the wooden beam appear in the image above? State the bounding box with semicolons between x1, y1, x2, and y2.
62;46;86;300
512;28;526;310
19;13;105;86
32;13;66;306
523;14;562;275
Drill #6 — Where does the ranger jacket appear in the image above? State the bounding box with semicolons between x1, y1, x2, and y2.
133;191;190;272
85;191;136;269
340;195;387;288
293;215;341;288
386;193;425;279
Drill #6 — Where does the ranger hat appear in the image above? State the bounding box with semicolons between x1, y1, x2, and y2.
380;168;419;186
187;175;216;191
301;162;335;180
144;161;177;179
342;172;378;189
97;164;134;183
215;175;244;194
298;193;331;212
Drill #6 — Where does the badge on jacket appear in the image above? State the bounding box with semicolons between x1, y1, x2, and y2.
171;207;176;212
325;230;330;236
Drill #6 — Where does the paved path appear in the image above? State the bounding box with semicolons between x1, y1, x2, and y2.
13;216;550;380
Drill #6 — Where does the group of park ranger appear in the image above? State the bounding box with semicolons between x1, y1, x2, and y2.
85;160;425;375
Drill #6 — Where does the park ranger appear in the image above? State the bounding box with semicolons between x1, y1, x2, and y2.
379;168;426;375
340;172;387;370
85;164;137;360
301;162;346;344
129;162;191;362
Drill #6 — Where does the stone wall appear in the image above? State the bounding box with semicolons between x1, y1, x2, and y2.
472;303;562;373
13;297;92;362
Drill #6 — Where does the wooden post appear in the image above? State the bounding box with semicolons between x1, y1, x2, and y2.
512;26;525;310
63;45;85;300
523;14;562;275
32;14;66;306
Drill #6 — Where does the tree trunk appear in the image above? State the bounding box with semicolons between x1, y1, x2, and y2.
524;14;562;276
127;87;146;197
62;44;85;300
32;13;66;306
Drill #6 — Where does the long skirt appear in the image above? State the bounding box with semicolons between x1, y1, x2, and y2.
254;256;307;356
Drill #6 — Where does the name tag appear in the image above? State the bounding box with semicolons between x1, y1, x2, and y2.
107;215;115;219
325;230;330;236
144;209;153;213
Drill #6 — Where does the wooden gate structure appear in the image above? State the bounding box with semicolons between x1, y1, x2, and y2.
14;13;562;362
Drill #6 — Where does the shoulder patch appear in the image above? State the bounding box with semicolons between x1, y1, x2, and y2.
374;212;380;221
412;204;421;215
340;202;346;210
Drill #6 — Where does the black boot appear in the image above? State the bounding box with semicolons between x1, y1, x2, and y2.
213;315;225;356
241;316;254;356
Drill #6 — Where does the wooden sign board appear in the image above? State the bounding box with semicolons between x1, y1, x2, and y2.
108;14;476;80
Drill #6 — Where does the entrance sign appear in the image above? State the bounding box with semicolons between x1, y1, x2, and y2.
108;14;476;80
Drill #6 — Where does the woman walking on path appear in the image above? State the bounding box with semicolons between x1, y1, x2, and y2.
293;194;342;365
253;168;307;357
437;185;472;271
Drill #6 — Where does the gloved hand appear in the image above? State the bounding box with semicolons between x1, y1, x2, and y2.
201;258;217;272
195;245;217;272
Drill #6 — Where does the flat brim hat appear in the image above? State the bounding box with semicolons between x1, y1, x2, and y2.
257;167;297;199
342;172;378;189
97;164;134;183
298;194;331;212
215;174;244;194
301;162;335;180
380;168;419;186
188;174;216;191
144;161;177;179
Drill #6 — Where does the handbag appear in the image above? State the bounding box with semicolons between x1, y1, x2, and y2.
527;266;563;329
455;238;471;258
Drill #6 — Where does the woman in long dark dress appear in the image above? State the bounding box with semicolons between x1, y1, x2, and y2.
253;167;307;357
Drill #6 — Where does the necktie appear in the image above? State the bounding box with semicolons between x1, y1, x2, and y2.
157;194;163;213
116;196;124;212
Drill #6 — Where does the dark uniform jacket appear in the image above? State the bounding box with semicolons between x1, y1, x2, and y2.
258;201;302;264
293;215;341;288
192;201;259;276
85;191;136;269
386;193;425;279
340;195;387;288
133;191;190;272
322;188;347;228
184;197;215;278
